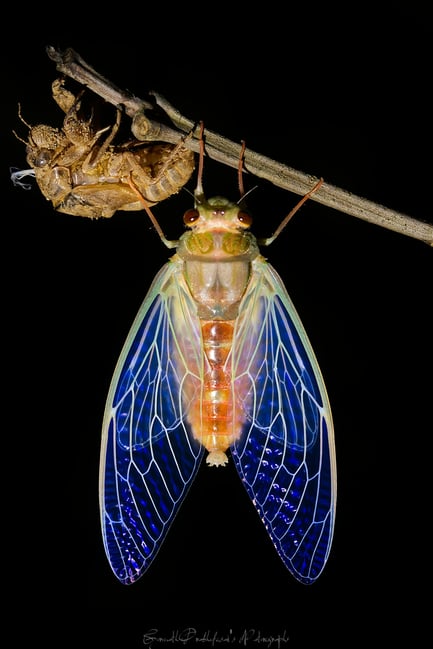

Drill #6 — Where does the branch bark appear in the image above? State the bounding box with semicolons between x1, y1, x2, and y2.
46;46;433;247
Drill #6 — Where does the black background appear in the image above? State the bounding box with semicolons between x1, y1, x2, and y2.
4;6;432;647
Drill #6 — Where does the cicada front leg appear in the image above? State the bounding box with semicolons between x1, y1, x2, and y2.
51;77;77;114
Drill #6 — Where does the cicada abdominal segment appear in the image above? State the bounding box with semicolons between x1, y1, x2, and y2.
190;320;239;467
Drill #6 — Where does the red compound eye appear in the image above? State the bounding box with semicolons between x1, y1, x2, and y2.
183;208;200;225
237;210;252;227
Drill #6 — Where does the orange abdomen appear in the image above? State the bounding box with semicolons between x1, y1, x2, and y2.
188;320;243;466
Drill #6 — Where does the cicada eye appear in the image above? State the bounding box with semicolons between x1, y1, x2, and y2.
237;210;252;228
27;148;53;168
183;208;200;226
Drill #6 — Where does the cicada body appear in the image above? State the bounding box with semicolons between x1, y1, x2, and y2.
12;78;195;218
100;168;337;585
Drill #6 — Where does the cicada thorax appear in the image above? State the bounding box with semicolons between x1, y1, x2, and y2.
176;199;261;466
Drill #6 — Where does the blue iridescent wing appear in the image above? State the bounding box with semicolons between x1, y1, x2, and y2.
99;262;205;584
231;260;337;584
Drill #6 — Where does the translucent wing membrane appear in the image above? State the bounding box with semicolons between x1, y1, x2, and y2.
99;264;205;584
231;262;336;584
100;255;336;585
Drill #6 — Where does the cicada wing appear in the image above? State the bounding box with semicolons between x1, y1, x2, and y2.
231;261;337;584
99;263;205;584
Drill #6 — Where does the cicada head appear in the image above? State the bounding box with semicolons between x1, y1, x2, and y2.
184;195;253;234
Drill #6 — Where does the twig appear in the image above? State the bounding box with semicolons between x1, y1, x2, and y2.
46;46;433;246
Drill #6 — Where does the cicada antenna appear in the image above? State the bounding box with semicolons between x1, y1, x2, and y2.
12;104;31;145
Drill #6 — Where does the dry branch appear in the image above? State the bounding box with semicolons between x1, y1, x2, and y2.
46;46;433;246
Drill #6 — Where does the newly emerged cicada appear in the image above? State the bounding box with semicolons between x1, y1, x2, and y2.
12;78;195;218
99;129;337;585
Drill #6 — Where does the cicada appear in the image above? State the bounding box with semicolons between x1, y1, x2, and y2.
100;133;337;585
12;78;195;218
